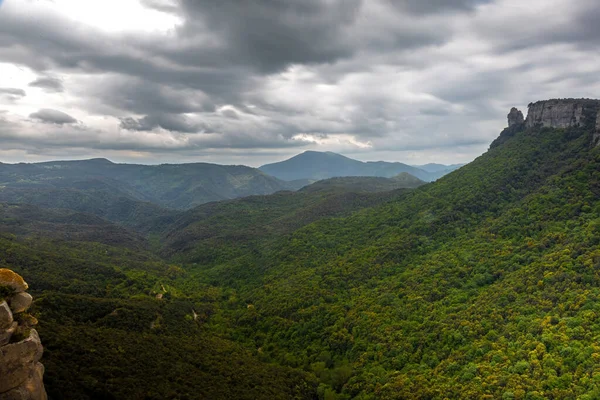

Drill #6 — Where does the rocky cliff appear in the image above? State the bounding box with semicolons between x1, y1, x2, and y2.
508;99;600;146
0;269;47;400
524;98;600;129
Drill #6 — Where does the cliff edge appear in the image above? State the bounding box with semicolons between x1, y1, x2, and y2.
494;99;600;149
0;269;47;400
525;99;600;133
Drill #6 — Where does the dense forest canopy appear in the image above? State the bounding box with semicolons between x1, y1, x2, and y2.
1;119;600;399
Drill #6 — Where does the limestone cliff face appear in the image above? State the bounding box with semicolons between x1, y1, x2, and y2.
524;99;600;129
0;269;47;400
508;99;600;147
525;99;586;128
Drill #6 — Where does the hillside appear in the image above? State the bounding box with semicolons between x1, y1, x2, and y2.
0;216;316;399
161;100;600;398
5;99;600;399
412;163;465;173
259;151;460;182
299;173;425;194
161;187;414;263
0;159;302;211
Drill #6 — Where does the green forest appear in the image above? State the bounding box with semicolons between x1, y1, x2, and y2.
2;121;600;399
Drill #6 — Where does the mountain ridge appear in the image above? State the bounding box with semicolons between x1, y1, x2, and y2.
0;159;303;210
259;151;461;182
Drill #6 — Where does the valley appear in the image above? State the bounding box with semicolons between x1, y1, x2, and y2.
1;100;600;398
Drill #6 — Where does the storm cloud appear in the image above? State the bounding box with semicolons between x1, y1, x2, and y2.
0;0;599;166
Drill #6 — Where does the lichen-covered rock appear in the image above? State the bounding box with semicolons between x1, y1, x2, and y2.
0;322;17;347
9;294;33;315
0;270;28;293
507;107;524;127
0;330;43;393
0;301;14;330
0;363;47;400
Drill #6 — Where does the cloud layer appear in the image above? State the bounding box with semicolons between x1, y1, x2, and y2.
0;0;599;165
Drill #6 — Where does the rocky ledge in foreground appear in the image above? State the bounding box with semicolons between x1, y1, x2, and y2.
0;269;47;400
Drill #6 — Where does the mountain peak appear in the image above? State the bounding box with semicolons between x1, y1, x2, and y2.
260;152;460;182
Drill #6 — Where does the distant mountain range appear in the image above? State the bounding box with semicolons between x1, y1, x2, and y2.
0;154;460;214
0;158;304;211
259;151;463;182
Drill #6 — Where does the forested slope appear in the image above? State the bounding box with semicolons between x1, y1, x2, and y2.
3;120;600;399
0;215;316;399
166;123;600;399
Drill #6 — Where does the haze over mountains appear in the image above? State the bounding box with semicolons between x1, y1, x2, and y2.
0;152;453;218
0;158;300;210
260;151;462;182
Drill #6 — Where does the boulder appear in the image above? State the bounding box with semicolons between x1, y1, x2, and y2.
0;270;28;293
9;294;33;314
0;330;43;393
0;301;14;330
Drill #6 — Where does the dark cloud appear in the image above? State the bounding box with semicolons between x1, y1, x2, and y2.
474;0;600;54
0;0;599;165
29;109;78;125
177;0;361;73
120;113;202;133
88;78;216;115
29;77;64;93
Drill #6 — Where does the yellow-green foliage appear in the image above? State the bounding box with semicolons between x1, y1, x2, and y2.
3;124;600;399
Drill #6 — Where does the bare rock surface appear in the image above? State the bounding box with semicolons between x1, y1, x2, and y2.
0;302;13;330
9;294;32;315
0;323;17;347
525;99;600;129
507;107;524;127
0;330;43;393
0;270;47;400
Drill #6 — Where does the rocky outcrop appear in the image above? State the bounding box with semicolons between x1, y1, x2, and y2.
525;99;585;128
507;107;524;127
525;99;600;129
514;99;600;147
0;269;47;400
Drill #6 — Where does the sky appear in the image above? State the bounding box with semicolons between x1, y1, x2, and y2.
0;0;599;166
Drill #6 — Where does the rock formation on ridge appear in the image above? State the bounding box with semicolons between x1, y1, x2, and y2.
0;269;47;400
524;99;600;131
502;99;600;147
507;107;524;127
